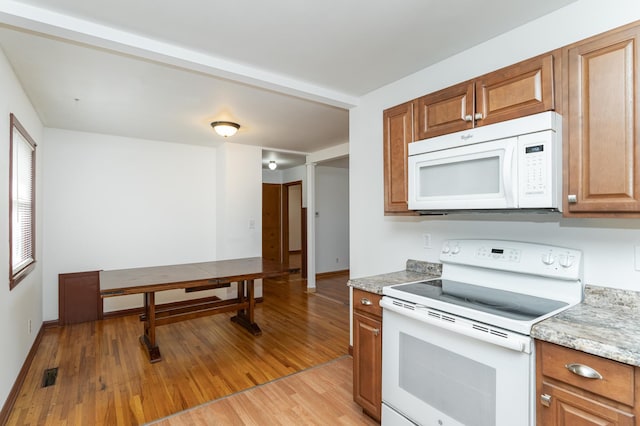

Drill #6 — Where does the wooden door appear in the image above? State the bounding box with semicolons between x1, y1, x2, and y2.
415;81;474;140
565;26;640;214
383;101;417;214
262;183;282;262
475;54;555;126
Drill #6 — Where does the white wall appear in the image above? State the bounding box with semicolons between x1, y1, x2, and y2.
262;168;283;184
350;0;640;291
216;142;262;260
0;48;43;410
41;129;218;315
216;143;264;298
261;165;306;186
316;166;350;273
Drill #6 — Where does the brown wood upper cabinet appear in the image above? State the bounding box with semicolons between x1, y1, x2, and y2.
416;54;555;140
565;24;640;215
383;101;416;214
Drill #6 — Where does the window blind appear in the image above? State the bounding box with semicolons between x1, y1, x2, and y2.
10;114;36;286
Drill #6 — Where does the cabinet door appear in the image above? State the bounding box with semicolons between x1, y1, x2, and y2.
539;383;635;426
383;101;415;214
353;312;382;421
415;81;474;140
476;54;555;126
566;27;640;214
59;270;102;325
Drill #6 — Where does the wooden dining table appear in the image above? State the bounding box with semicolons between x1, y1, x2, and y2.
99;257;288;362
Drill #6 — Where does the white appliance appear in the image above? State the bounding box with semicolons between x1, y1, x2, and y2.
408;112;562;213
381;239;583;426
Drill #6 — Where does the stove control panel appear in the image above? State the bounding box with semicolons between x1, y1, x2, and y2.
475;245;521;262
440;239;583;280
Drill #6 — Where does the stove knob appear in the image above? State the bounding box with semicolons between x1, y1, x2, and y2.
451;245;460;254
442;245;451;254
558;253;574;268
541;253;555;265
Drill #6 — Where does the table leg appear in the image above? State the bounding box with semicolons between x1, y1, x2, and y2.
230;279;262;335
140;291;162;362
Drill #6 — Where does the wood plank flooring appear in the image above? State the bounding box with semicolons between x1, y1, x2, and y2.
150;356;378;426
6;271;364;425
313;273;350;306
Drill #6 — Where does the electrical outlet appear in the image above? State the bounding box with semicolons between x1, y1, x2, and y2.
423;233;432;249
635;246;640;271
336;257;339;263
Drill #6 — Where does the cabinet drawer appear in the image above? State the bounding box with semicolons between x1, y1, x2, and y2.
540;341;635;406
353;288;382;317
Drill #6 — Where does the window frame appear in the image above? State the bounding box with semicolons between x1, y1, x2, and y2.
9;113;37;290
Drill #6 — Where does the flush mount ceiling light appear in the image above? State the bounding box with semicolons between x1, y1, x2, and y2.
268;160;277;170
210;121;240;137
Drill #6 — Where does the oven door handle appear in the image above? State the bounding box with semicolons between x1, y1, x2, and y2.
381;297;531;354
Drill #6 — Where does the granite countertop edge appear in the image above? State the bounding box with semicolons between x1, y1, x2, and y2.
531;284;640;367
349;266;640;367
347;259;442;294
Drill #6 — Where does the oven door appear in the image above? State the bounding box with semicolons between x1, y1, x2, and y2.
381;298;534;426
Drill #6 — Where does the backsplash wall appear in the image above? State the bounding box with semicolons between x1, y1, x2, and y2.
349;0;640;292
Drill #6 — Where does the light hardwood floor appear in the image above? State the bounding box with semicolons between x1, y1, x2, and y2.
150;356;378;426
7;271;370;425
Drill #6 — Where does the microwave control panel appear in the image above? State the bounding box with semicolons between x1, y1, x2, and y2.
517;129;561;209
524;144;546;194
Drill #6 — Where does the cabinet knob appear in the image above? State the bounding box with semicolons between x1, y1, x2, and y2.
566;363;603;380
540;393;552;407
360;298;372;306
474;112;484;120
373;328;380;336
568;194;578;203
464;114;473;122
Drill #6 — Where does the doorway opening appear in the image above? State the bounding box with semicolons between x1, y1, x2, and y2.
262;180;306;278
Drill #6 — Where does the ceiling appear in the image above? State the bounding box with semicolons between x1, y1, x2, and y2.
0;0;578;169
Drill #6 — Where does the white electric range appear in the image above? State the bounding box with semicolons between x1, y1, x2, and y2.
380;239;583;426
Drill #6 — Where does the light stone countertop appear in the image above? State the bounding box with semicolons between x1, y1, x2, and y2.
347;259;441;294
349;262;640;367
531;285;640;367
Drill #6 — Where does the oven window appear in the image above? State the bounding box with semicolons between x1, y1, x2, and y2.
399;332;496;426
419;156;500;197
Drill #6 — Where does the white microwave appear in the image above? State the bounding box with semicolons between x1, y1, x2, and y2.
408;111;562;213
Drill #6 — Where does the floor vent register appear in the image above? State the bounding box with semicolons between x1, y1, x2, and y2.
42;367;58;387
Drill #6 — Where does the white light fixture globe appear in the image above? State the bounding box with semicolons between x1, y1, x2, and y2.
268;160;277;170
211;121;240;137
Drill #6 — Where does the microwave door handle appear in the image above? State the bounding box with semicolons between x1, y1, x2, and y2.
502;144;516;206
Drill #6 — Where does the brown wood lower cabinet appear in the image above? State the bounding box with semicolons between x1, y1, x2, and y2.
536;340;639;425
59;270;102;325
352;288;383;421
